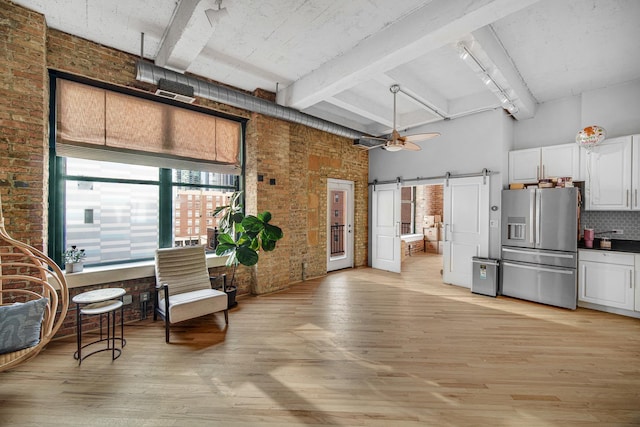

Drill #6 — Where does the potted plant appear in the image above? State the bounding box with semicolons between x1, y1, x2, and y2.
213;192;283;304
63;245;86;273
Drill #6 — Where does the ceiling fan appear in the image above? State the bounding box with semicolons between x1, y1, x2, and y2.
355;84;440;151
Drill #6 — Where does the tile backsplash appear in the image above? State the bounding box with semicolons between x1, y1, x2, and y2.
581;210;640;240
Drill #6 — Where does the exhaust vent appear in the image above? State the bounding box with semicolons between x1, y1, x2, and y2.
155;78;196;104
137;61;363;139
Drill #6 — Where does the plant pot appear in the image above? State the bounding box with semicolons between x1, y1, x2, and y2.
65;262;83;273
226;286;238;308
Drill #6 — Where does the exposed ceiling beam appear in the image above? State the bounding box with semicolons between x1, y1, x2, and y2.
155;0;217;72
325;92;393;129
471;26;537;119
277;0;542;110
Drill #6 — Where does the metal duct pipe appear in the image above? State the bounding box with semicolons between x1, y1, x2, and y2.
136;61;363;139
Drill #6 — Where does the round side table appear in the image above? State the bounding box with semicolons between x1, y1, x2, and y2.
73;288;127;364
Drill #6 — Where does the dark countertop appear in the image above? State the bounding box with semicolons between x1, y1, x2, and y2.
578;238;640;254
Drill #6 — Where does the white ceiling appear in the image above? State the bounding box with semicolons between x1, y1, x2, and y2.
14;0;640;138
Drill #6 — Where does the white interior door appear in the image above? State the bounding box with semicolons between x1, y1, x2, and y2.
442;176;489;287
371;183;401;273
327;179;354;272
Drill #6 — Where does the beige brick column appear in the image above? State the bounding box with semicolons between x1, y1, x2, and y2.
0;0;48;250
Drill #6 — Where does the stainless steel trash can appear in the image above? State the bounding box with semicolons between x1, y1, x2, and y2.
471;257;499;297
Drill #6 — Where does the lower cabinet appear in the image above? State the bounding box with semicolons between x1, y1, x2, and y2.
578;250;635;310
636;254;640;311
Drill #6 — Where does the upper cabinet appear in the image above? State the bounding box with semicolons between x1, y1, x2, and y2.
509;143;580;184
633;135;640;210
508;148;540;183
584;135;639;210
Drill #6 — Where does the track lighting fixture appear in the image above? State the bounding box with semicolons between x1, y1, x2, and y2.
457;42;518;115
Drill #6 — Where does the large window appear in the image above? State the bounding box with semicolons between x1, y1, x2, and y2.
49;74;244;267
57;158;237;266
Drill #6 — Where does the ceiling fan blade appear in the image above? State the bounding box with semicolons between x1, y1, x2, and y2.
403;132;441;142
402;141;422;151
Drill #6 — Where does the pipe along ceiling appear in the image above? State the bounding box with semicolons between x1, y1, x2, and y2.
136;60;364;140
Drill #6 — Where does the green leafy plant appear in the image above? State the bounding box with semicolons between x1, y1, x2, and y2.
63;245;86;263
214;192;284;287
212;191;244;236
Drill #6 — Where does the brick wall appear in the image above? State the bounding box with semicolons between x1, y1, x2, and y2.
416;184;443;231
292;123;369;282
2;0;369;334
246;115;369;294
425;184;444;217
0;1;47;249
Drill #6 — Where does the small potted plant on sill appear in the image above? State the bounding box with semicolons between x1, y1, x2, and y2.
213;192;283;305
63;245;86;273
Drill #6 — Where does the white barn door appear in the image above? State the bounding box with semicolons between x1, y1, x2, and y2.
371;183;401;273
442;176;489;287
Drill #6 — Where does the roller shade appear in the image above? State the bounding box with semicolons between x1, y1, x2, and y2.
55;79;241;174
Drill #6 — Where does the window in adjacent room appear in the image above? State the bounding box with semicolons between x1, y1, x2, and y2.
401;186;416;234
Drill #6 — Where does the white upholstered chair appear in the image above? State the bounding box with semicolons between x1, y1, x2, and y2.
154;245;228;343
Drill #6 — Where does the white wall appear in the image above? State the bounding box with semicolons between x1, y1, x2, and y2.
369;109;513;183
368;108;514;259
513;96;581;149
582;79;640;138
514;78;640;149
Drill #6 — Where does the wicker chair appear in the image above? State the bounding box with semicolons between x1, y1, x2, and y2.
0;194;69;372
154;245;228;343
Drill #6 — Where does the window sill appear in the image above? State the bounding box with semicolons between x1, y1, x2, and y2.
63;254;230;289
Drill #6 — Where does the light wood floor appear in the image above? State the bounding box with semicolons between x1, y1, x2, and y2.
2;253;640;426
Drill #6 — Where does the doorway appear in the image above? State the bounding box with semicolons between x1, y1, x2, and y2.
327;179;354;272
402;184;444;253
392;177;489;288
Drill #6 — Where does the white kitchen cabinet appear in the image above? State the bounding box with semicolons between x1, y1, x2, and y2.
508;148;540;183
632;135;640;210
584;135;633;210
509;143;580;184
541;144;581;181
636;254;640;311
578;250;635;310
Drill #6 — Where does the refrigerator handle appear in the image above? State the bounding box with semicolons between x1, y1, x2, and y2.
529;190;535;244
535;190;541;245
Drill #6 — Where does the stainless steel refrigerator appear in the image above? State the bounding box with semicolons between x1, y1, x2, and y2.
501;187;579;309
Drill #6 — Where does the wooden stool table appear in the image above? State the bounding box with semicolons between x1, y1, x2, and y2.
73;288;126;364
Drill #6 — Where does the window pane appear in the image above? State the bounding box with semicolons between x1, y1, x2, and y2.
65;179;159;264
400;186;415;234
66;157;158;181
172;169;236;187
173;187;232;249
